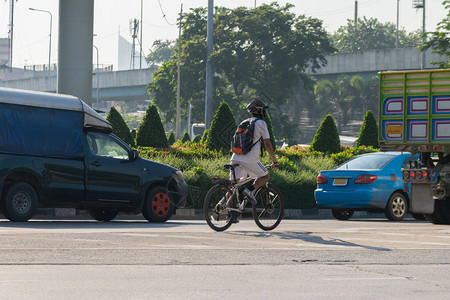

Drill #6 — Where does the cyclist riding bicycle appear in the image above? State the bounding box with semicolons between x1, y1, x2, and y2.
230;99;279;206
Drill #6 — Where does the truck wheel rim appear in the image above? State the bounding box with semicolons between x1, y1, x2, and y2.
152;192;170;216
13;192;31;213
392;196;406;217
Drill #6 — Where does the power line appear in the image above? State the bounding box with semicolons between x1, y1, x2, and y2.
158;0;176;26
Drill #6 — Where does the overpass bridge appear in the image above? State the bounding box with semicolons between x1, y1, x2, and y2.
0;47;446;107
0;67;158;109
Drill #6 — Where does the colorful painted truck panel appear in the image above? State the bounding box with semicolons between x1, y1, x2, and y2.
379;69;450;152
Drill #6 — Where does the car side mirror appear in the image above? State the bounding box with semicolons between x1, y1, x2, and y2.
130;149;139;161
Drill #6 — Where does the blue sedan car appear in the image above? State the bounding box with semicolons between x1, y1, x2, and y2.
315;152;415;221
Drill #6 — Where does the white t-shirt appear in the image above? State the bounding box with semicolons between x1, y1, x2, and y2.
231;118;270;163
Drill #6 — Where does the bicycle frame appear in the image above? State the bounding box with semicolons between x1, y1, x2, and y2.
221;166;260;212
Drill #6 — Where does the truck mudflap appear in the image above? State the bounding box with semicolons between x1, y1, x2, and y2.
410;184;435;214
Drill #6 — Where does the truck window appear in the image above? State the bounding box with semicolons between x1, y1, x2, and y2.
87;133;129;160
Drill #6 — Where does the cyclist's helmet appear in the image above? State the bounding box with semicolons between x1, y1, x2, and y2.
246;99;269;117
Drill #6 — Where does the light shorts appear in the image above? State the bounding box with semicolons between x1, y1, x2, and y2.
229;160;268;181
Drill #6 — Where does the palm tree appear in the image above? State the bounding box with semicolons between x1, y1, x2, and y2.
350;75;379;116
314;75;353;133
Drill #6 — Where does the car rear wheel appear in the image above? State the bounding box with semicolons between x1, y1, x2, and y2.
385;192;407;221
2;182;37;222
88;208;118;222
331;209;354;220
143;186;174;223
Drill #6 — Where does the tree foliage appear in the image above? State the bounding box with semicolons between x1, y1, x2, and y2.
314;75;353;133
205;102;236;152
421;0;450;68
136;105;168;148
146;39;176;67
148;3;334;142
356;110;379;148
310;114;340;154
106;106;136;147
331;17;422;52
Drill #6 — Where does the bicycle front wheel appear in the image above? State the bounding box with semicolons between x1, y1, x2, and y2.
203;184;236;232
253;183;284;231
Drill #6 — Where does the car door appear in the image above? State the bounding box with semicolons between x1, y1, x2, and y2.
85;132;141;205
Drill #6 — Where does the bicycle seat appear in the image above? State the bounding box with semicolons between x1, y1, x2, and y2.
223;163;239;170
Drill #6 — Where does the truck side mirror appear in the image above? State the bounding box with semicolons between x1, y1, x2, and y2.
130;149;139;161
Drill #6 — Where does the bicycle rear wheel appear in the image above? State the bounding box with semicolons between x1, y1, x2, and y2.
252;183;284;231
203;184;236;232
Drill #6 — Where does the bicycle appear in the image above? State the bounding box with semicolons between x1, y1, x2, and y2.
203;163;284;232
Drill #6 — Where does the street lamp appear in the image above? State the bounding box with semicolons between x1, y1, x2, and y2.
93;45;99;109
29;8;52;76
412;0;426;69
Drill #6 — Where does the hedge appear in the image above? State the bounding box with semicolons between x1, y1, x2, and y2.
137;143;377;209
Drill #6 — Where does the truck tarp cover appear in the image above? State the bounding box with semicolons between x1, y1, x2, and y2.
0;102;83;158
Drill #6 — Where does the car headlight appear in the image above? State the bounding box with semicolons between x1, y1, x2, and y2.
175;170;184;180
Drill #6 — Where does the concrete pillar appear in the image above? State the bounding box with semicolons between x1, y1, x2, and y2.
57;0;94;105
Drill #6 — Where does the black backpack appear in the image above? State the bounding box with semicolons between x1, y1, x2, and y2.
231;117;260;155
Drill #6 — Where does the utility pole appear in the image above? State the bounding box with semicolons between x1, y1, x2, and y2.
421;0;426;69
204;0;214;128
130;18;139;69
396;0;400;48
354;0;358;23
176;4;183;138
140;0;143;69
7;0;17;72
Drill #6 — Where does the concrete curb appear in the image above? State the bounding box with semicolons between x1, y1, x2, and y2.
19;208;389;220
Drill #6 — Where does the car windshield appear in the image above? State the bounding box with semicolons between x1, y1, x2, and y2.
336;154;394;170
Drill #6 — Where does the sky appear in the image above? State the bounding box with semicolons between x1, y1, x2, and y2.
0;0;447;70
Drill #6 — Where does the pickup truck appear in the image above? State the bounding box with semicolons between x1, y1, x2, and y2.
0;88;187;222
378;68;450;224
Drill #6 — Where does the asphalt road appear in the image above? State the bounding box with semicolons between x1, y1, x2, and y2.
0;216;449;299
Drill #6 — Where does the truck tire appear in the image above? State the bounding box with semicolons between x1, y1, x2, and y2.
2;182;37;222
425;200;450;225
142;186;174;223
385;192;408;221
88;208;118;222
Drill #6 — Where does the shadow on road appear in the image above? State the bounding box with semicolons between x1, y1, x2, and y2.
230;231;391;251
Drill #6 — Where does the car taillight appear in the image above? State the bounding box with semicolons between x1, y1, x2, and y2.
354;174;377;184
422;171;429;179
317;174;328;184
403;171;409;179
410;171;416;179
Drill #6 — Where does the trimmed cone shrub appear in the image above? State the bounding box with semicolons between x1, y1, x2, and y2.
192;134;202;143
106;106;135;147
310;114;340;154
181;132;191;143
136;105;168;148
205;102;236;152
356;110;379;148
167;130;176;145
201;129;210;144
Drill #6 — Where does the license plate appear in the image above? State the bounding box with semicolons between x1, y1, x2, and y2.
333;178;348;186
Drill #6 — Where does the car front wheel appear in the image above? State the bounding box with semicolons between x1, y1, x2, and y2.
142;186;174;223
331;209;354;220
385;192;407;221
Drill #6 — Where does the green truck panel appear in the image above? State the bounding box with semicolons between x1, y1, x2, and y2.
378;69;450;152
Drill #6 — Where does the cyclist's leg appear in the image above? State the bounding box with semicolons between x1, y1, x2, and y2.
244;161;270;190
